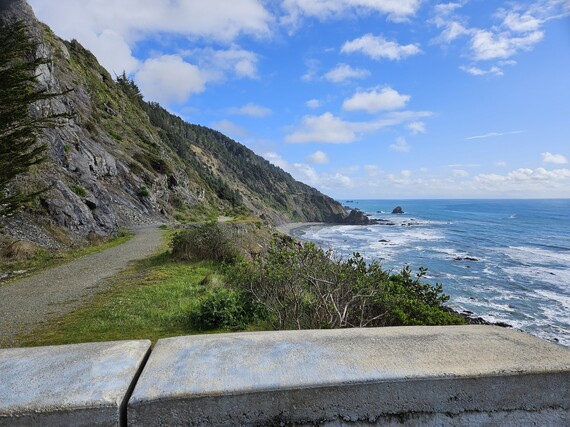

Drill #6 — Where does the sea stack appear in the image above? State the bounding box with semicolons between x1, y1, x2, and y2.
392;206;404;214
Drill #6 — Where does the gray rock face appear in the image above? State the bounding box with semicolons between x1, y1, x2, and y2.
0;1;188;242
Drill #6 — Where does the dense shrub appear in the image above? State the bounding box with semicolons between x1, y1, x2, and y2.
226;236;464;330
171;222;239;262
187;287;265;330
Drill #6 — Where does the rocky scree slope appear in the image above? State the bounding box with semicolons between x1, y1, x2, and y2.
0;0;347;248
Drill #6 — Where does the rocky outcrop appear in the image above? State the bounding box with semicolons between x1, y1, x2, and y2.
338;209;385;225
392;206;404;214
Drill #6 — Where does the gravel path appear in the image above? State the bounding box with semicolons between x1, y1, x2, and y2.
0;227;164;348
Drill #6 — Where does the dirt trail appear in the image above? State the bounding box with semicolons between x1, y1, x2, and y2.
0;227;164;347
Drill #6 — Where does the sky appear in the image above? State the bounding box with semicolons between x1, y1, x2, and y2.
28;0;570;199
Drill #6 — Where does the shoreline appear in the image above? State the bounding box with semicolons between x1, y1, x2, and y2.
275;222;324;236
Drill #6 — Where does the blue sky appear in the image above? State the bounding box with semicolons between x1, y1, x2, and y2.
29;0;570;199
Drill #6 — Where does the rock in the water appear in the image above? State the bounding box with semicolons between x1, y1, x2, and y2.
392;206;404;214
342;209;370;225
453;256;479;262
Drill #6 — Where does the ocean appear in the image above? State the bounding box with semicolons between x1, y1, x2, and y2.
292;199;570;347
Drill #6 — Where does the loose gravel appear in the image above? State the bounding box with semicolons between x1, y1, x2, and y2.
0;227;164;348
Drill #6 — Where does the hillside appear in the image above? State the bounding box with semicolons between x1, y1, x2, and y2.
0;0;348;248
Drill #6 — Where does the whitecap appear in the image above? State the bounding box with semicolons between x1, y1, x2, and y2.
504;245;570;265
503;266;570;292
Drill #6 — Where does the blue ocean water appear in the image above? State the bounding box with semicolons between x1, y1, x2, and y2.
293;199;570;346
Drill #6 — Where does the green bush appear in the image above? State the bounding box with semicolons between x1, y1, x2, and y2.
138;186;149;197
171;222;239;263
187;287;265;330
226;236;464;330
72;184;87;197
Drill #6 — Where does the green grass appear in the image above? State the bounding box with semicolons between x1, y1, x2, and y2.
16;252;224;347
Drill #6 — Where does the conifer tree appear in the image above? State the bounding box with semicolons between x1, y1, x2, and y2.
0;20;68;216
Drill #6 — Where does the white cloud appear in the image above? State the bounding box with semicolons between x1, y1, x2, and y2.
29;0;269;102
542;152;568;164
439;21;470;43
88;29;140;74
264;152;353;190
390;137;411;152
431;2;470;44
453;169;469;177
285;110;432;144
211;119;249;139
434;2;465;16
465;130;524;140
306;99;322;109
407;121;426;135
496;161;508;167
227;103;272;117
501;11;542;33
184;47;259;80
324;63;370;83
460;65;504;76
475;168;570;184
281;0;421;24
301;59;321;81
343;87;410;113
341;34;421;61
135;55;206;105
364;164;383;176
431;1;569;68
447;163;480;168
470;28;544;61
387;169;413;185
286;112;357;144
30;0;272;45
212;48;259;79
307;151;330;164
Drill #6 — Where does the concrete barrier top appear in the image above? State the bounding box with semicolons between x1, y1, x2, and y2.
130;325;570;401
0;339;150;425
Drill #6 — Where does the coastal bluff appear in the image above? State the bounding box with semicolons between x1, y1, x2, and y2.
1;326;569;426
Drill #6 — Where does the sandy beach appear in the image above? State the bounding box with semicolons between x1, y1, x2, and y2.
275;222;324;236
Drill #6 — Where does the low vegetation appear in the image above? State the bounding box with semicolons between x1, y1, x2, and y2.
224;238;461;330
16;222;463;347
170;221;239;263
172;223;463;331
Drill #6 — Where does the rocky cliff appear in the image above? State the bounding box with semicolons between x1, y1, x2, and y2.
0;0;348;248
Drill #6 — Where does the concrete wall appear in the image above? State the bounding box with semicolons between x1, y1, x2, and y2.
1;326;569;426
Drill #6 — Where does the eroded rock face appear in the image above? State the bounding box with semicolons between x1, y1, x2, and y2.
0;0;184;241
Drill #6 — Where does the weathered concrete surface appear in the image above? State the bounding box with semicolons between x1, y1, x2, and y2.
128;326;570;426
0;340;150;426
